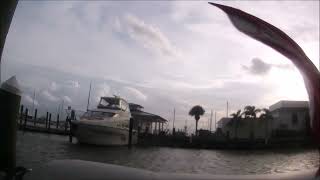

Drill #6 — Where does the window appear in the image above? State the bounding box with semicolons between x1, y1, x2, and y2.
292;113;298;126
120;100;129;112
82;111;116;120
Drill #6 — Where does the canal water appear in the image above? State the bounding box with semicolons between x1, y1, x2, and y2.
16;131;319;175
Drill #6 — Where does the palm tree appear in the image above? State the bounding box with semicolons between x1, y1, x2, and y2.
259;108;273;144
188;105;205;136
243;106;260;140
229;110;242;140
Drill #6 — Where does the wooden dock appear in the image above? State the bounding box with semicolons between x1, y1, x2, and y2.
17;105;71;136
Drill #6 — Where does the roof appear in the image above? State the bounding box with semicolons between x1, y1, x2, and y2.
129;103;144;111
269;100;309;111
217;117;231;128
131;111;167;123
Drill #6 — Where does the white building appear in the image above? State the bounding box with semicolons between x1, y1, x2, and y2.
269;100;309;132
217;117;231;129
217;100;310;140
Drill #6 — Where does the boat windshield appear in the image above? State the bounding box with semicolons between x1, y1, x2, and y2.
82;111;116;120
98;98;121;110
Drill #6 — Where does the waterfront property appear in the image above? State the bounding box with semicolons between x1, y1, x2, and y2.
129;103;167;135
269;100;310;133
217;100;311;141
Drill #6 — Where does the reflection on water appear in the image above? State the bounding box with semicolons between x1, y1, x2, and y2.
16;132;319;175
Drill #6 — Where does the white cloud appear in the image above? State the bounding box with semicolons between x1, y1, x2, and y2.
41;90;59;102
66;80;80;88
123;14;180;58
23;94;39;106
63;95;72;103
50;81;59;91
242;58;294;75
95;82;111;102
123;86;147;101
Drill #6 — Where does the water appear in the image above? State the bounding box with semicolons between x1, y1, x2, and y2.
16;131;319;175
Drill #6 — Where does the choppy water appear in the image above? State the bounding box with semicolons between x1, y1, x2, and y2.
16;131;319;175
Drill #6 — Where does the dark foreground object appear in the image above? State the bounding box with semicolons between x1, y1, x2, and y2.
25;160;317;180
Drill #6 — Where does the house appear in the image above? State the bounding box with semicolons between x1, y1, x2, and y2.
218;117;267;140
217;117;231;129
217;100;310;140
129;103;167;134
269;100;310;133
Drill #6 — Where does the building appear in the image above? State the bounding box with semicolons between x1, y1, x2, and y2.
217;100;310;140
269;100;310;132
129;103;167;134
218;117;267;140
217;117;231;129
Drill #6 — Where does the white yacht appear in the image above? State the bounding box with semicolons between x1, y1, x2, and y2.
71;96;137;146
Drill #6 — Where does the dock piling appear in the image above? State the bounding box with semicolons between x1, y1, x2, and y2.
45;112;49;129
48;113;51;130
23;108;28;130
128;118;134;148
33;109;37;126
56;114;59;129
0;76;21;179
67;117;72;143
19;105;24;127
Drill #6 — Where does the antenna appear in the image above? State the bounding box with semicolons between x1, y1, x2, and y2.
173;108;175;129
60;99;64;116
210;109;213;132
215;111;217;131
226;101;229;117
31;89;36;114
86;81;92;111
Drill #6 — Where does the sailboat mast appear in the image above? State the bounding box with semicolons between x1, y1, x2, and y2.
31;89;36;114
86;81;92;111
210;109;213;132
215;111;217;131
173;108;175;129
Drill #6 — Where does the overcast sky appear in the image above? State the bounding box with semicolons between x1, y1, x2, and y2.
1;1;319;132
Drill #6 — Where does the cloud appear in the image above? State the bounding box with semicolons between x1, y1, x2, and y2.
63;95;72;103
50;81;59;91
66;80;80;88
23;94;39;106
122;14;179;58
242;58;292;75
41;90;59;102
123;86;147;101
94;83;111;102
242;58;272;75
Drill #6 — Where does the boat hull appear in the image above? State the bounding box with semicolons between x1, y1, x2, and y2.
71;122;137;146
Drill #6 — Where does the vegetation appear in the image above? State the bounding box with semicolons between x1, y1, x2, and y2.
188;105;205;136
259;108;273;143
229;110;242;139
243;106;260;140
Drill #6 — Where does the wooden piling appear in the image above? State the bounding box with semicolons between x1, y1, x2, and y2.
45;112;49;129
33;109;37;126
65;117;68;133
24;108;28;129
0;76;22;179
128;118;134;148
19;105;24;126
56;114;59;129
67;117;72;143
48;113;51;130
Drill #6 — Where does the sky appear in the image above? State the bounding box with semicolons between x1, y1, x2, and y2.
1;1;319;133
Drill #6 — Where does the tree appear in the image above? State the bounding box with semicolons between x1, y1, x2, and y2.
188;105;205;136
243;106;260;140
229;110;242;139
259;108;273;144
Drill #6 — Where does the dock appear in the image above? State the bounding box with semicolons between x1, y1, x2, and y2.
17;105;71;136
